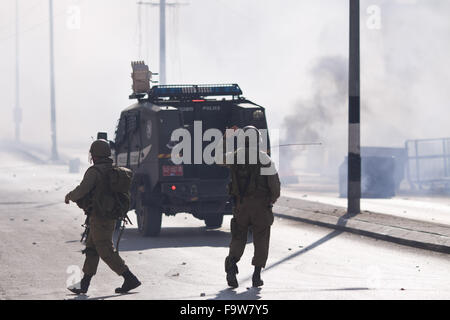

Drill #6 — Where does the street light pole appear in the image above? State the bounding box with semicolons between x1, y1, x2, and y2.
136;0;168;84
49;0;58;160
159;0;167;85
137;1;187;85
348;0;361;214
14;0;22;142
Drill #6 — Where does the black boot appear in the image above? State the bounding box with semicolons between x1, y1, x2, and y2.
225;256;239;288
252;266;264;287
68;274;92;295
115;269;141;294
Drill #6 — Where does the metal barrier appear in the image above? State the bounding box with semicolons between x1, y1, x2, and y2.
405;138;450;190
339;146;407;198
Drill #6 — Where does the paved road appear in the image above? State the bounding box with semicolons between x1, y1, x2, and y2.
0;160;449;300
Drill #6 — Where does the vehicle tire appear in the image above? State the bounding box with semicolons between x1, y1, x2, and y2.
204;213;223;229
137;205;162;237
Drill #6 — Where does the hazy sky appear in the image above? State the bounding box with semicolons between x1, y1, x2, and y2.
0;0;449;161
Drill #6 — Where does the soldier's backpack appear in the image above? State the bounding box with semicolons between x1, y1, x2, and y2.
92;166;133;220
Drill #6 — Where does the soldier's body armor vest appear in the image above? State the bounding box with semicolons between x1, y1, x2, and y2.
229;163;270;202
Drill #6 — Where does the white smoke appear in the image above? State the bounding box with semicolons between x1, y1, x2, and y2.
281;0;450;178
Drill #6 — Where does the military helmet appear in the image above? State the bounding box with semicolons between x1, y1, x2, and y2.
89;139;111;158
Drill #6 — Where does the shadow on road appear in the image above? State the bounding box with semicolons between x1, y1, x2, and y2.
263;212;357;273
115;226;250;252
320;287;370;292
264;229;343;273
211;287;262;300
227;211;358;289
66;292;138;300
209;212;358;300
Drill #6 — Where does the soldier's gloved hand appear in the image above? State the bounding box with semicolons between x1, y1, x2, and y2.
65;194;71;204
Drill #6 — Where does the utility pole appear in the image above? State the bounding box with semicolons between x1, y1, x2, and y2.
14;0;22;142
137;4;142;58
137;1;187;85
159;0;166;85
348;0;361;214
49;0;58;160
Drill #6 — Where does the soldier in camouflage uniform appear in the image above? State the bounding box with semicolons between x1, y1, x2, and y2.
65;140;141;295
217;126;281;288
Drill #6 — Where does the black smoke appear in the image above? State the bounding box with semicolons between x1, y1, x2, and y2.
280;56;348;176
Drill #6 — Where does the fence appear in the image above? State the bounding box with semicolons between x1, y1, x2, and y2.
405;138;450;190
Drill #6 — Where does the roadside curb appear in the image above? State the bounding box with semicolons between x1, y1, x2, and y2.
273;196;450;254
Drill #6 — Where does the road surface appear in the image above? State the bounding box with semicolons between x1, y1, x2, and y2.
0;154;449;300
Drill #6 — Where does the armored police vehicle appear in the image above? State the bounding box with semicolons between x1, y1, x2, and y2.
110;62;270;237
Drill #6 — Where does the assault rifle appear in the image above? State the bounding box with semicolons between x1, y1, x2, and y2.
80;216;90;243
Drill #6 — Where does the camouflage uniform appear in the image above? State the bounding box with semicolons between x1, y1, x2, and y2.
66;157;128;276
215;126;281;287
225;149;281;269
66;139;140;295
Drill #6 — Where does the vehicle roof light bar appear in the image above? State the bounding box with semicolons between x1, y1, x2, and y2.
149;84;242;99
